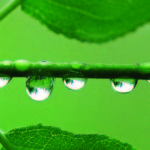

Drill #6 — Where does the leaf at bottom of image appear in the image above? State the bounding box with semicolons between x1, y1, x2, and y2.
1;123;138;150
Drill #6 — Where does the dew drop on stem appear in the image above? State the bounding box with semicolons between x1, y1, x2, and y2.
110;78;137;93
26;76;55;101
63;71;87;90
0;76;12;88
63;78;87;90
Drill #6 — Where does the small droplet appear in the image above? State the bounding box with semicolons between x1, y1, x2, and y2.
111;78;137;93
0;76;12;88
63;78;87;90
15;60;30;72
38;60;49;65
26;76;55;101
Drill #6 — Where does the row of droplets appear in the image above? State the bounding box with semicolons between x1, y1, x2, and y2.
0;75;144;101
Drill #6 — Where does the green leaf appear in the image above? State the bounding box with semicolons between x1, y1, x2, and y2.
21;0;150;43
1;123;137;150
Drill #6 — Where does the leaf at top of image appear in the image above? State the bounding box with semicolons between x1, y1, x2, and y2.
1;123;138;150
21;0;150;43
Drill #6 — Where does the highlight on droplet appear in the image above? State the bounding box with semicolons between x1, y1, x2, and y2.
63;71;87;90
63;77;87;90
110;78;137;93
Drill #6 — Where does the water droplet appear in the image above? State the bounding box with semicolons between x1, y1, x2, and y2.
38;60;49;65
0;76;12;88
111;78;137;93
15;60;30;72
26;76;55;101
63;78;87;90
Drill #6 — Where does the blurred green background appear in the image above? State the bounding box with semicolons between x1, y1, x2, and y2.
0;0;150;149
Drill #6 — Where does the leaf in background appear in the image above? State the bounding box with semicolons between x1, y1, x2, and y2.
1;123;137;150
21;0;150;43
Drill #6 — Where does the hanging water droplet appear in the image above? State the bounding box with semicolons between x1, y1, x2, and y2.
111;78;137;93
0;76;12;88
63;78;87;90
26;76;55;101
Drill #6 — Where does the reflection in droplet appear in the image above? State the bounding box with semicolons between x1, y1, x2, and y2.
63;78;87;90
0;76;12;88
111;78;137;93
26;76;55;101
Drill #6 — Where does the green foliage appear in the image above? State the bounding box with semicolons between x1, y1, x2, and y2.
1;124;137;150
22;0;150;43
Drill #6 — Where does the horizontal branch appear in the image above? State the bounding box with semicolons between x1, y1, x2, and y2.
0;0;24;21
0;60;150;79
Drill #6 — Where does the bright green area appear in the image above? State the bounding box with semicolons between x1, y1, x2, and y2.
1;124;135;150
71;62;81;69
0;0;150;150
14;60;30;72
21;0;150;43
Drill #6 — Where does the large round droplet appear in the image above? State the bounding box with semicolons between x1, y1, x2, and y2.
63;78;87;90
0;76;12;88
26;76;55;101
110;78;137;93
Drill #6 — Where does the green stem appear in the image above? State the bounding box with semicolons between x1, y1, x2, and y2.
0;60;150;79
0;130;14;150
0;0;24;21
